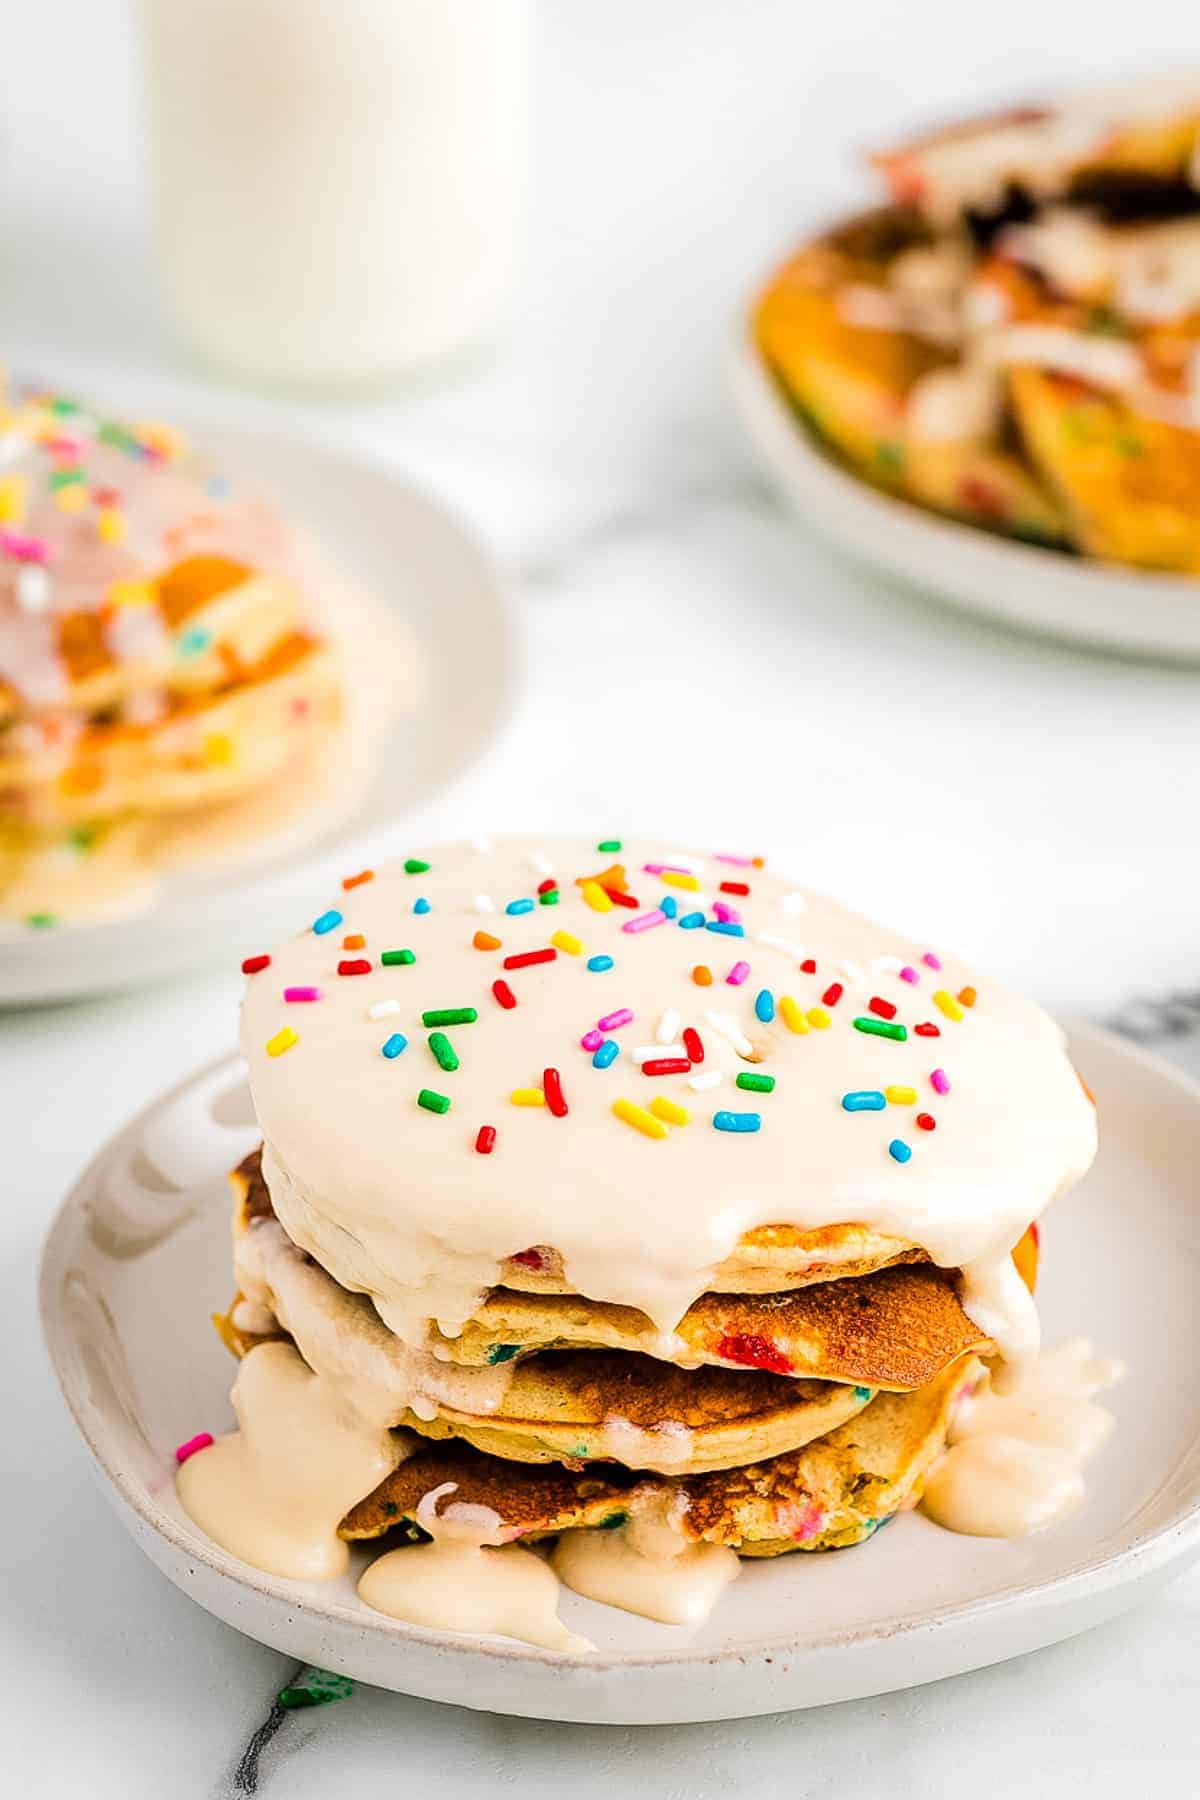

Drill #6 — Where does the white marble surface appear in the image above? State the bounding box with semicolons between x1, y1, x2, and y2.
4;0;1200;1792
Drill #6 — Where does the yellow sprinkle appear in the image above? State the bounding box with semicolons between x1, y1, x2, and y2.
203;732;234;765
933;989;964;1022
135;418;190;460
0;474;27;524
108;579;156;609
612;1098;669;1140
267;1027;298;1058
659;870;700;891
779;995;808;1034
552;929;583;956
97;507;127;545
581;880;613;913
806;1007;831;1029
885;1085;917;1105
54;482;88;513
511;1087;546;1107
649;1096;690;1127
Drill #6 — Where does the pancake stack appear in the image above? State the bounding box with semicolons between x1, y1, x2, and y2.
202;835;1095;1596
0;378;346;922
755;74;1200;569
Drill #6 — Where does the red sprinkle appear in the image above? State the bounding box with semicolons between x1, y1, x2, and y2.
916;1113;936;1131
719;880;750;896
492;978;517;1009
822;982;843;1007
342;869;374;890
914;1022;941;1038
543;1067;568;1117
642;1057;691;1076
511;1247;545;1270
715;1332;793;1376
241;954;270;975
606;888;640;910
682;1026;704;1063
868;995;897;1020
475;1125;497;1154
800;958;817;974
503;947;558;971
536;877;557;895
337;958;372;976
175;1432;214;1464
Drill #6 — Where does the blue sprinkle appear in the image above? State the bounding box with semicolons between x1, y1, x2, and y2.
853;1386;873;1403
659;894;678;919
713;1110;761;1133
888;1137;913;1164
413;897;431;915
843;1090;886;1112
177;626;213;659
678;911;705;930
312;909;343;935
705;920;745;937
381;1033;408;1059
506;897;535;915
586;954;614;972
592;1039;619;1069
754;988;775;1023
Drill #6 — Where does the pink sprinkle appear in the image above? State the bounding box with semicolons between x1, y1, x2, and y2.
283;985;322;1003
580;1028;604;1051
712;901;741;924
0;529;51;563
642;862;690;876
899;966;919;984
715;852;755;866
623;909;667;934
922;951;942;970
597;1007;634;1031
930;1068;951;1095
726;960;751;986
175;1432;214;1464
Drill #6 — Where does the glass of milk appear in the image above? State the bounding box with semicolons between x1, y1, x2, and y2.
139;0;529;390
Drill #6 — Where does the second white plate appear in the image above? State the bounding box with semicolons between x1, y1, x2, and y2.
732;329;1200;663
39;1025;1200;1724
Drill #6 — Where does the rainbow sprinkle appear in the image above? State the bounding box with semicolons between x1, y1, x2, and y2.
712;1110;761;1133
381;1034;408;1059
266;1027;298;1057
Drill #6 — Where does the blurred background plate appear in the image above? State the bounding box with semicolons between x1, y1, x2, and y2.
0;424;517;1006
732;327;1200;665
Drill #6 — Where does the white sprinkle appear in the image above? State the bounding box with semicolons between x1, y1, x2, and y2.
474;893;496;914
687;1069;723;1092
872;954;904;975
16;565;51;611
367;998;403;1020
470;834;493;853
529;850;554;875
656;1008;680;1044
705;1010;754;1057
630;1043;686;1064
781;892;806;915
757;932;805;960
838;958;867;987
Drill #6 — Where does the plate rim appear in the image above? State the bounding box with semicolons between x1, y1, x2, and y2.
39;1021;1200;1674
729;310;1200;662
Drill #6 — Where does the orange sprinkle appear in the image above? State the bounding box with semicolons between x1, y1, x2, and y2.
343;933;366;951
692;964;713;987
1079;1074;1096;1106
473;929;502;951
342;869;374;890
575;862;628;893
958;985;977;1008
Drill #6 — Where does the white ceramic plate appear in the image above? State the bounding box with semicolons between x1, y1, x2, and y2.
731;330;1200;662
39;1024;1200;1724
0;425;516;1005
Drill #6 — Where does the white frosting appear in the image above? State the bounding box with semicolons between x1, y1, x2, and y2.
553;1491;740;1626
241;837;1097;1376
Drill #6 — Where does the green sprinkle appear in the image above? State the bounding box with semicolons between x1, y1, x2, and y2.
538;889;560;905
486;1344;522;1365
599;1510;629;1530
26;912;57;929
736;1071;775;1093
404;857;431;874
875;440;904;476
277;1667;355;1710
1114;432;1144;458
428;1031;459;1072
49;467;85;489
417;1088;451;1114
68;823;99;853
853;1017;908;1042
381;948;416;966
50;397;80;416
853;1386;873;1403
597;839;622;853
421;1006;477;1027
177;625;213;658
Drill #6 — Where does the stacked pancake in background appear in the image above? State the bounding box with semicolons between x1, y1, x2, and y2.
0;377;397;925
755;73;1200;570
179;837;1104;1643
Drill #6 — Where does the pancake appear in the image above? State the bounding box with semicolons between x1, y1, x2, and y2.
340;1356;982;1555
